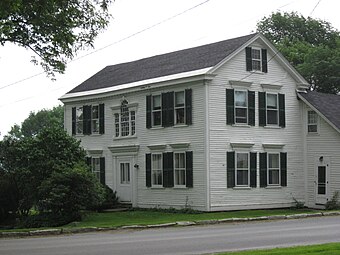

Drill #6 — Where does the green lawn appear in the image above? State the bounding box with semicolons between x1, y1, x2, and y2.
216;243;340;255
65;208;319;228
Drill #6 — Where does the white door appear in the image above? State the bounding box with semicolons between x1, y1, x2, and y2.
315;157;329;205
116;157;133;202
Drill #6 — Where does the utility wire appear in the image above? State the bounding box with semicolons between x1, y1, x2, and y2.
0;0;211;91
310;0;321;16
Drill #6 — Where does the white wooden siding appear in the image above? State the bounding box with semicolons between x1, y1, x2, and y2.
207;40;305;211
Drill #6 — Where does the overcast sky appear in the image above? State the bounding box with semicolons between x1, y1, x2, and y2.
1;0;339;138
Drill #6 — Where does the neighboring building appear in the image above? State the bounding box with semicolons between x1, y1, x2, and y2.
60;33;340;211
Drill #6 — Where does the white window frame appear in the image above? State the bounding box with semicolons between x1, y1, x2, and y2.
76;106;83;135
120;162;130;185
307;110;318;133
266;93;279;125
151;153;163;187
251;48;262;72
267;153;280;186
174;152;186;187
91;105;100;134
235;152;250;187
174;91;185;125
91;157;101;180
152;94;162;127
114;100;137;138
234;90;248;124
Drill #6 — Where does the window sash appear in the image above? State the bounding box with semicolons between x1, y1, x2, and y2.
266;94;278;125
120;162;130;184
234;90;248;124
268;153;280;185
92;158;101;180
307;111;318;133
114;102;136;137
174;152;186;186
152;154;163;186
251;48;261;71
76;107;83;134
91;105;99;133
174;91;185;125
235;153;249;186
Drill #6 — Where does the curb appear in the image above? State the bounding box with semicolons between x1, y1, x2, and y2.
1;211;340;238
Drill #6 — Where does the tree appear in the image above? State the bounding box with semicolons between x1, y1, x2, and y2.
9;105;64;138
0;0;112;77
257;12;340;94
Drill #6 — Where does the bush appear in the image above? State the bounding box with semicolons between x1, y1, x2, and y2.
20;212;80;228
89;185;119;211
0;172;19;222
325;191;340;210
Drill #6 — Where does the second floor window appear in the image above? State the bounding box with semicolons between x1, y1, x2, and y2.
114;100;136;138
266;93;278;125
72;104;105;135
307;110;318;133
152;95;162;126
76;106;83;134
235;90;248;124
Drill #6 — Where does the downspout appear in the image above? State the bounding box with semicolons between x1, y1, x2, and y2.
204;79;211;211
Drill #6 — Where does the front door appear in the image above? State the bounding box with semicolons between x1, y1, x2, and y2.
315;158;329;205
116;157;133;202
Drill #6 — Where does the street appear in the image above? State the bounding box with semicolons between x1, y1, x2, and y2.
1;216;340;255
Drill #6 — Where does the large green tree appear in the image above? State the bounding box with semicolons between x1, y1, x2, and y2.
0;0;112;76
257;12;340;94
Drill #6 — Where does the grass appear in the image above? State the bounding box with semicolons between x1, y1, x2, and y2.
65;208;319;229
216;242;340;255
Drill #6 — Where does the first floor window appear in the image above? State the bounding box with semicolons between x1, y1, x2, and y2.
236;153;249;186
152;154;162;186
307;110;318;133
120;163;130;184
174;152;186;186
268;153;280;185
266;93;278;125
91;158;101;180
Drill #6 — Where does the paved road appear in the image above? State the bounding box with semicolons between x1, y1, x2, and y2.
1;216;340;255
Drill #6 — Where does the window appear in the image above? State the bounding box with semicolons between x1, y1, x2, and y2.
236;153;249;186
91;105;99;133
260;152;287;187
308;110;318;133
245;47;267;73
175;91;185;124
235;90;248;124
114;100;136;138
152;154;162;186
146;89;192;128
72;104;104;135
251;48;261;71
146;151;193;188
92;158;101;180
152;95;162;127
266;93;278;125
76;106;83;134
120;163;130;184
259;92;285;127
226;89;255;126
174;152;186;186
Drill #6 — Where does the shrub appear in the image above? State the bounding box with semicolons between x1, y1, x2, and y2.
0;172;19;222
325;191;340;210
89;185;119;211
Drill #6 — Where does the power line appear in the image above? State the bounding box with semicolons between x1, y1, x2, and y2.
0;0;211;91
310;0;322;16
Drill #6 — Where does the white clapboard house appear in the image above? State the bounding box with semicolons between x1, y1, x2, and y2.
60;33;340;211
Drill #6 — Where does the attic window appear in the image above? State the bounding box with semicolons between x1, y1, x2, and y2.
246;47;268;73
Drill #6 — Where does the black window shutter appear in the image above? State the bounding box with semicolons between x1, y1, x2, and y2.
279;94;286;128
72;107;76;135
280;152;287;187
261;49;268;73
168;92;174;127
99;104;105;134
226;151;235;188
250;152;257;188
146;96;152;129
146;154;151;187
186;151;193;188
185;89;192;125
245;47;252;71
100;157;105;185
259;92;266;126
248;91;255;126
85;156;92;171
226;89;235;125
259;152;267;187
163;152;174;188
83;105;92;135
161;93;168;127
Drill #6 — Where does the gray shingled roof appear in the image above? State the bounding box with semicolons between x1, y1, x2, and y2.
67;33;257;94
299;91;340;131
